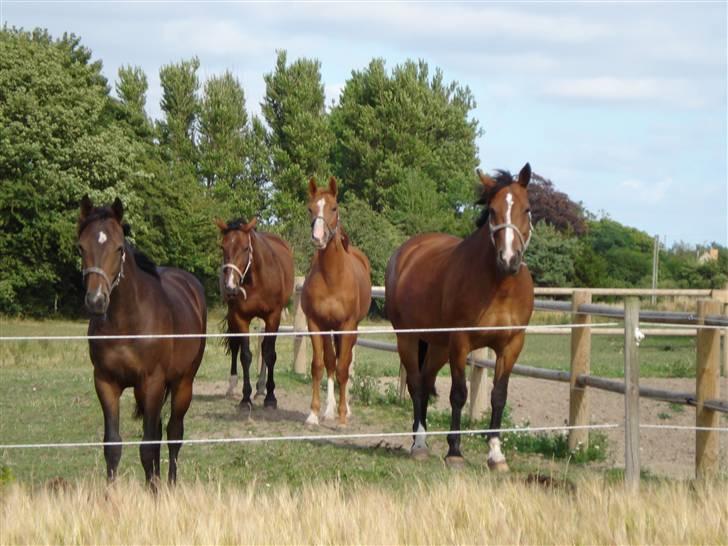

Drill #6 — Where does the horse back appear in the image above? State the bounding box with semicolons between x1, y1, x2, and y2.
256;231;295;305
348;244;372;321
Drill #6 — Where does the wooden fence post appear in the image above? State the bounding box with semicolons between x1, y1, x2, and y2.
624;297;641;491
468;347;491;421
292;276;308;375
569;290;591;451
696;299;721;480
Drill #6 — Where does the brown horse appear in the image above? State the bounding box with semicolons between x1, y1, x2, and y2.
301;177;372;426
77;196;206;486
215;217;294;409
385;164;534;470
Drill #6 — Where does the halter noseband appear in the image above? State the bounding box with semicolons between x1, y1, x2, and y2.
311;212;338;248
489;211;533;254
82;249;126;295
220;231;253;300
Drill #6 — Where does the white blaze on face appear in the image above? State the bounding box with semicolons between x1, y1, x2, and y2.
225;268;237;291
312;198;326;244
502;192;515;262
487;437;506;464
98;231;107;245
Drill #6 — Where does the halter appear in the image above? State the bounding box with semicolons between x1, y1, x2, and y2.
311;212;338;248
220;232;253;300
82;249;126;295
489;211;533;254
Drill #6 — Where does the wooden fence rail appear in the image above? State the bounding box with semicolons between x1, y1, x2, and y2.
287;285;727;481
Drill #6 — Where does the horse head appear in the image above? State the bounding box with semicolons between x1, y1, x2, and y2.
77;195;127;315
477;163;533;275
215;217;257;299
307;176;341;250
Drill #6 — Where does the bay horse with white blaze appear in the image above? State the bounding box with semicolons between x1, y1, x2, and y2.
77;196;206;486
215;217;294;409
302;177;372;426
385;164;534;470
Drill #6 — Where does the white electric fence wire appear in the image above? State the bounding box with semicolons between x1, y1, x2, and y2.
0;322;620;342
0;424;620;450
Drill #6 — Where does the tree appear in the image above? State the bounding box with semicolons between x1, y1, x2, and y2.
330;58;480;235
262;50;333;208
529;173;586;235
113;65;153;143
0;28;149;314
526;223;578;287
158;57;200;166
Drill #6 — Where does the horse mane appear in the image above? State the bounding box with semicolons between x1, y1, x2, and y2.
475;170;516;228
339;226;351;252
222;218;254;234
77;206;116;235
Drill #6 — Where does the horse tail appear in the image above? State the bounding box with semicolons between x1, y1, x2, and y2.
418;339;437;398
133;386;171;420
219;314;238;355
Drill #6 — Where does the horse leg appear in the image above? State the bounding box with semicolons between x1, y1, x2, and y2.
254;336;267;399
395;335;427;458
322;334;337;421
335;330;357;426
238;320;253;409
94;372;122;481
420;343;448;441
262;312;282;409
139;379;165;490
166;379;193;485
487;334;524;472
226;338;240;397
305;321;324;425
445;339;469;466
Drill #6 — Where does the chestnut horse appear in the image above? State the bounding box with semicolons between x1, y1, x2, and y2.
301;177;371;426
215;217;294;409
385;164;534;470
77;196;206;486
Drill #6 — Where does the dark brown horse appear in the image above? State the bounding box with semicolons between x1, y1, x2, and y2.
385;164;535;470
77;196;207;486
215;217;294;409
301;177;371;426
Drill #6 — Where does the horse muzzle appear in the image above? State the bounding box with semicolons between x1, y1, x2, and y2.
497;250;523;276
84;290;109;316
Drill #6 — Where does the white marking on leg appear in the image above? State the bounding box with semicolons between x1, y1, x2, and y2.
502;192;515;262
312;199;326;244
324;377;336;420
412;422;428;450
305;411;319;425
487;437;506;464
98;231;107;244
226;375;238;397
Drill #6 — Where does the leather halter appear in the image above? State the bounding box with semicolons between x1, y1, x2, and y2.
82;249;126;295
220;231;253;300
311;211;338;249
489;211;533;254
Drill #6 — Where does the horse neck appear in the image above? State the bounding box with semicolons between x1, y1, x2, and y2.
458;224;503;283
102;250;145;329
317;233;348;283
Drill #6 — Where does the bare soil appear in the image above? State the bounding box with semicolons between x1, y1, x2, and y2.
194;374;727;479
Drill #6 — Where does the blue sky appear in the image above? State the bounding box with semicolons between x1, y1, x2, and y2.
3;1;726;246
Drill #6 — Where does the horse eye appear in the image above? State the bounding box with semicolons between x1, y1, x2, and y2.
117;246;124;253
332;206;338;212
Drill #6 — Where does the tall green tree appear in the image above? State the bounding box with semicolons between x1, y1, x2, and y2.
113;65;153;143
330;58;480;235
158;57;200;166
0;28;148;314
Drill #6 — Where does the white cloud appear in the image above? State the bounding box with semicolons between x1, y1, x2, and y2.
161;19;269;56
620;178;672;205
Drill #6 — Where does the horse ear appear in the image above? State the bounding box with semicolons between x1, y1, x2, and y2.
477;169;496;191
80;195;93;220
214;218;228;232
244;217;258;232
328;176;338;198
518;163;531;187
308;177;318;197
112;197;124;221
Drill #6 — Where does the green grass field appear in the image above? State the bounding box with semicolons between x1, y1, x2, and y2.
0;310;699;486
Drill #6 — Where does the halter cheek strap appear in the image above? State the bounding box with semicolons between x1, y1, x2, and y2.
82;250;126;294
489;212;533;254
220;232;253;300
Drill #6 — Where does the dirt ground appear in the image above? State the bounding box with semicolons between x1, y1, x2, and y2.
194;373;727;480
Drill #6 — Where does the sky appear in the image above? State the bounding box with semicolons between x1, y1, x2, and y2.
3;1;727;246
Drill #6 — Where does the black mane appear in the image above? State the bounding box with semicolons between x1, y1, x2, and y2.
77;207;116;236
223;218;249;234
475;170;516;228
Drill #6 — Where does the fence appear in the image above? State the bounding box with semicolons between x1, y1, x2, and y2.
290;281;727;486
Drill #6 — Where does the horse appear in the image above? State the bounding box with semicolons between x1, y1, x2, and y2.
301;177;372;426
77;196;207;487
384;163;535;470
215;217;294;409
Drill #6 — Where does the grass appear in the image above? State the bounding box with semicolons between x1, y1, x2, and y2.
2;476;727;545
0;313;699;486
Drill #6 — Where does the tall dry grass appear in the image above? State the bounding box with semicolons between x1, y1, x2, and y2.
2;476;726;545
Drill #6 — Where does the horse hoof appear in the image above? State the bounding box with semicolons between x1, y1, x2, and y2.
411;447;429;461
254;392;266;401
238;399;252;411
445;455;466;469
305;413;319;426
488;460;510;473
263;398;277;410
337;419;348;429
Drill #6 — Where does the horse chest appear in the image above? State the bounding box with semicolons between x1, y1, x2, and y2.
91;340;171;384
